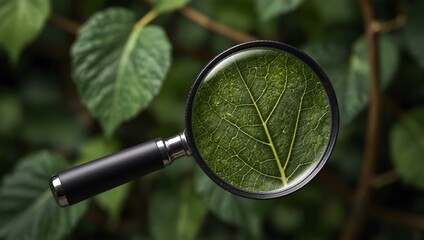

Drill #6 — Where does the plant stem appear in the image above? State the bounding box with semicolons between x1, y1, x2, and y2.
49;13;80;35
179;7;256;43
135;9;158;31
340;0;381;239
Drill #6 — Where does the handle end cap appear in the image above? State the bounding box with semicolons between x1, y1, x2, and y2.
50;175;69;207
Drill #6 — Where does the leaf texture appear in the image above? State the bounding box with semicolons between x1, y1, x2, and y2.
192;49;332;192
0;151;87;240
72;8;171;136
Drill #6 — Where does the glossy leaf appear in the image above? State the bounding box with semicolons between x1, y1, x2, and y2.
405;0;424;68
0;0;50;63
303;35;399;126
0;151;87;240
153;0;191;13
255;0;304;22
75;137;129;221
390;107;424;189
72;8;171;136
192;49;332;192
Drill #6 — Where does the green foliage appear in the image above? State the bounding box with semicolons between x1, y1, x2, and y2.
72;8;171;136
194;169;268;239
390;107;424;189
254;0;304;22
152;0;191;13
0;151;87;240
304;35;399;125
0;0;50;63
1;0;424;239
192;49;331;190
404;0;424;68
0;92;22;136
149;177;206;240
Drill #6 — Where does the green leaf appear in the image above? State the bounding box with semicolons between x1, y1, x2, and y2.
303;35;399;126
192;48;332;191
0;0;50;63
75;137;129;221
194;169;267;239
390;107;424;189
72;8;172;136
149;177;206;240
405;0;424;68
0;92;22;136
254;0;304;22
0;151;87;240
153;0;191;13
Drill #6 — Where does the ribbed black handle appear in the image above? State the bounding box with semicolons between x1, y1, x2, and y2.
50;140;165;207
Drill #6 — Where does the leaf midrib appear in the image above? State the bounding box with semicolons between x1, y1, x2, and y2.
234;61;288;186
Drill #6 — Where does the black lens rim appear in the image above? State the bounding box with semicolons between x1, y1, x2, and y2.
185;40;339;199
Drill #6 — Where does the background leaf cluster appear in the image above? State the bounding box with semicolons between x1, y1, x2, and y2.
1;0;424;239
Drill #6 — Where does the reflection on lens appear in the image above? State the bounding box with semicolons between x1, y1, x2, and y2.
191;47;332;194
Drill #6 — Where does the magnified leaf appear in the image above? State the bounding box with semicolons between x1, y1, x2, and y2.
0;151;87;240
72;8;171;136
0;0;50;63
192;49;333;192
390;107;424;189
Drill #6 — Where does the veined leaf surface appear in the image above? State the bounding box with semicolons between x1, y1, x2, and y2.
0;151;87;240
191;48;332;192
72;8;171;136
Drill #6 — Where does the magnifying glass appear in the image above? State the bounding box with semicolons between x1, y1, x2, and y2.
50;40;339;207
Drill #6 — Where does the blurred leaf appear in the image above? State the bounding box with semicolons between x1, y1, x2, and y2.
72;8;171;136
153;0;191;13
149;177;206;240
0;151;87;239
0;92;22;136
76;137;120;164
0;0;50;63
194;169;268;239
270;204;303;231
303;35;399;126
207;0;256;31
304;0;358;25
20;106;85;150
151;56;202;129
405;0;424;68
76;137;130;221
254;0;304;22
390;107;424;189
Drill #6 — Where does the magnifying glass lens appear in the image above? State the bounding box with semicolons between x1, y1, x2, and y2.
189;45;335;197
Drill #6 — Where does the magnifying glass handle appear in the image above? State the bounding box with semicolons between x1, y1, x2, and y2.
50;133;191;207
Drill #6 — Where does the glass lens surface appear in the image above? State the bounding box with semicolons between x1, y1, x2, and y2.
190;47;334;195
